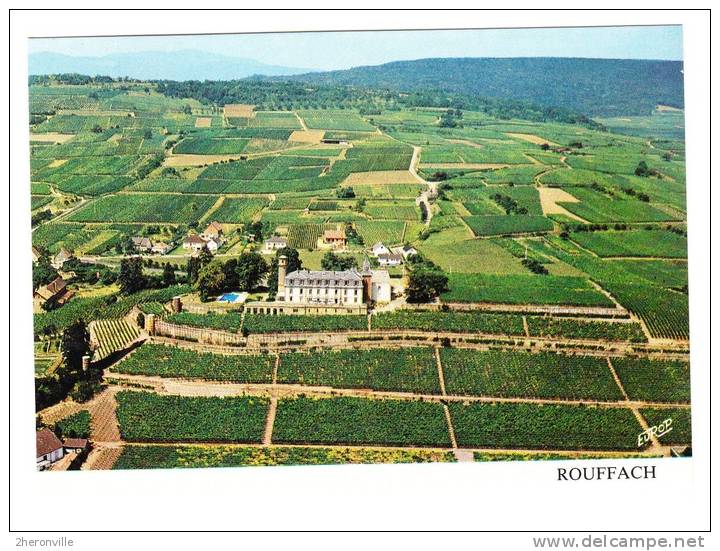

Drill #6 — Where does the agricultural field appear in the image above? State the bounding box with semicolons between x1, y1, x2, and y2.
442;273;614;307
91;319;140;361
372;311;526;335
612;358;691;403
278;347;440;393
449;402;643;450
441;349;624;400
67;193;219;223
116;391;268;443
113;344;274;382
273;396;451;447
28;77;691;469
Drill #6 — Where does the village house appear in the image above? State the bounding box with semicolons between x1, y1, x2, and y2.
263;235;288;253
52;247;72;269
370;242;391;257
182;234;208;252
131;236;153;253
31;246;42;263
151;241;172;255
201;221;223;240
204;237;221;253
392;244;419;259
33;276;72;312
36;428;64;471
322;228;346;250
377;253;403;267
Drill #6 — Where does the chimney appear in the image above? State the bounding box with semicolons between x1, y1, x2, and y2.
82;355;91;370
277;255;287;297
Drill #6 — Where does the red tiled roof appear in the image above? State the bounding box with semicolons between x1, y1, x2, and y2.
63;438;88;449
36;428;63;457
184;234;206;244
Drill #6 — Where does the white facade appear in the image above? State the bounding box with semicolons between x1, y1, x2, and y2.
371;242;391;257
370;270;392;303
377;254;403;267
283;270;364;305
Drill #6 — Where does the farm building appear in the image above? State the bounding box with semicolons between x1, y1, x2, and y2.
371;242;391;257
33;276;72;312
151;242;172;255
263;236;288;253
202;221;223;240
377;253;403;267
204;237;221;253
36;428;64;471
183;234;207;251
132;236;153;252
393;244;418;259
322;228;346;250
63;438;89;454
31;246;42;263
52;247;72;269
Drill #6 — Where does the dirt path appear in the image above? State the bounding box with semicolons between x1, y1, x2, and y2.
82;444;124;471
87;388;121;442
408;146;435;227
262;397;278;445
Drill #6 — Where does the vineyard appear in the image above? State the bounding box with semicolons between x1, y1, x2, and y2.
278;347;440;393
91;319;140;361
29;79;691;469
116;391;269;443
372;311;526;335
273;396;451;447
112;343;274;382
441;349;625;401
449;402;643;450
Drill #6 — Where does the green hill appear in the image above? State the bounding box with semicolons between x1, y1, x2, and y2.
268;57;684;117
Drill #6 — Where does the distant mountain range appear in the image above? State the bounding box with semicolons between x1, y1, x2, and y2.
263;57;685;116
29;50;315;81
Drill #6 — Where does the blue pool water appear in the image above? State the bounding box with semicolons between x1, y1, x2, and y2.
218;292;243;303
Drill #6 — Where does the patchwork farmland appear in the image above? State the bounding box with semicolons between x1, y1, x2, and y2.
30;76;690;471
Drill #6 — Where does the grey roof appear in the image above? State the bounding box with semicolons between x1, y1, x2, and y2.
286;269;363;287
266;236;287;243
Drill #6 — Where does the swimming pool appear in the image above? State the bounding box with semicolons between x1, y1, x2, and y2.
217;292;247;303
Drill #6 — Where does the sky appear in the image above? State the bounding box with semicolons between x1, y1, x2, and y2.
29;26;683;70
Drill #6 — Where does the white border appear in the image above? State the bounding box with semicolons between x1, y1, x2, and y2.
6;8;711;539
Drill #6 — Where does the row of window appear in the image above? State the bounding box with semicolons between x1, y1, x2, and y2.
286;279;361;287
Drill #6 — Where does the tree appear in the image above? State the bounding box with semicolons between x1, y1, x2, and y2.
143;129;153;139
32;257;58;291
120;235;136;255
635;160;650;177
222;258;240;291
118;257;146;295
236;252;268;291
267;247;302;299
197;246;214;268
405;258;448;303
195;261;226;301
60;320;91;375
321;252;358;271
162;262;176;287
186;256;202;284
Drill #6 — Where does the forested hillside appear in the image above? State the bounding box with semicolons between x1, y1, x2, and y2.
266;57;684;116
